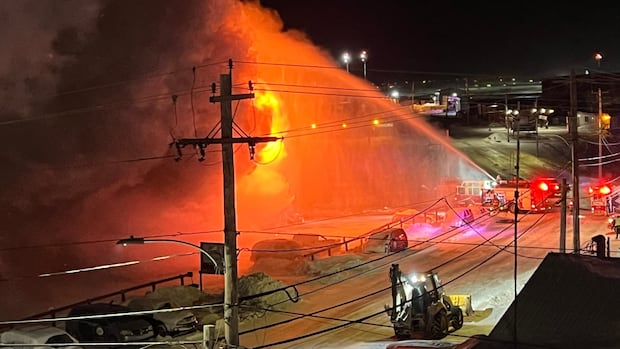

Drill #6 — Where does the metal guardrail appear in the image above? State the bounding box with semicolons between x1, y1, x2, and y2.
21;272;194;321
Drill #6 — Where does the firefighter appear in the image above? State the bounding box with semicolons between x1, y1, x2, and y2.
613;215;620;239
483;189;495;204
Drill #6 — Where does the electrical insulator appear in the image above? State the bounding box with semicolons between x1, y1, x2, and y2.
249;144;256;160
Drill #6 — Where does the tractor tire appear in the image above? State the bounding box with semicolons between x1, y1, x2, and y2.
452;307;464;330
426;310;449;339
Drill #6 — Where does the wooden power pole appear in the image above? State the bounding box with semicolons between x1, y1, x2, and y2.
570;69;580;253
174;60;278;348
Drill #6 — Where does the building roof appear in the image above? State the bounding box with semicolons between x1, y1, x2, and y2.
460;252;620;349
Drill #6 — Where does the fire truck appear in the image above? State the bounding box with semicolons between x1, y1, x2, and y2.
588;182;615;215
482;177;561;214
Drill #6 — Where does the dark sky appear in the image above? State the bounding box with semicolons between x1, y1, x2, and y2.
260;1;620;79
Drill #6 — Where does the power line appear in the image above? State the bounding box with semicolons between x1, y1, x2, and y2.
43;60;230;100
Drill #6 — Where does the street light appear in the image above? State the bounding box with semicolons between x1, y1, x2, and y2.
390;89;399;102
117;236;220;273
342;52;351;72
360;50;368;80
595;52;603;68
594;52;604;179
487;103;507;131
483;102;511;138
117;236;232;347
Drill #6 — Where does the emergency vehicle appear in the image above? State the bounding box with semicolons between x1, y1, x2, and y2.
482;177;561;214
588;182;615;215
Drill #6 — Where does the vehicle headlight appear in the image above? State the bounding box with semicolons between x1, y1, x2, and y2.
408;273;425;283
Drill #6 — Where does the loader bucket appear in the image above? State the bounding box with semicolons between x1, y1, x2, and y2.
447;294;473;316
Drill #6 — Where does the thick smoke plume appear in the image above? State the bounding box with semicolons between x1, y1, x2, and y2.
0;0;487;320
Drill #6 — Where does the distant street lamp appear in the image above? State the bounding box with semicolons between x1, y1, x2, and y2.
594;52;604;178
390;89;399;101
487;103;510;134
342;52;351;72
595;52;603;68
360;50;368;80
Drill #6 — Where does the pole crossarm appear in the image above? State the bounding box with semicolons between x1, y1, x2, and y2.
175;136;281;146
209;93;255;103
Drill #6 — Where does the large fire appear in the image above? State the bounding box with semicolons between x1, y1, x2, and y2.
253;90;287;164
225;1;489;230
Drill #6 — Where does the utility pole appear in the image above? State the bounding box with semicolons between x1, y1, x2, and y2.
513;109;520;349
411;80;415;109
173;60;279;348
505;94;510;142
570;69;581;253
598;86;603;179
560;178;567;253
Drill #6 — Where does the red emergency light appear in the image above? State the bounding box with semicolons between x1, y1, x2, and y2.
600;185;612;195
538;182;549;191
588;185;612;195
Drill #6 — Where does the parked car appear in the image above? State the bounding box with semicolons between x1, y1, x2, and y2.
0;325;82;349
363;227;408;253
126;297;198;337
292;233;342;254
65;303;155;343
250;238;308;275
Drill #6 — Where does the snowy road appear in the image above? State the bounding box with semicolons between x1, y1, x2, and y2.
237;209;612;348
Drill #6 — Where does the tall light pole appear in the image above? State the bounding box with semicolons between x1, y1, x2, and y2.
595;52;603;179
117;235;223;347
342;52;351;72
360;50;368;80
512;108;520;349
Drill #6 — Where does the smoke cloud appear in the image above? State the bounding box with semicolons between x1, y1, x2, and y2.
0;0;488;320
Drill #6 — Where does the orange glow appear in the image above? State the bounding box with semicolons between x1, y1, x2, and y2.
538;182;549;191
253;91;287;164
205;0;491;230
600;186;611;195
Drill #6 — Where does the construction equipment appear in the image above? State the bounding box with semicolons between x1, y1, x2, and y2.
385;264;463;340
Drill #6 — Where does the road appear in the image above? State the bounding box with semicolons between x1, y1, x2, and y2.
235;208;612;348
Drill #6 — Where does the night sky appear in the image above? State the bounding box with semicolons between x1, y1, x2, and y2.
260;1;620;79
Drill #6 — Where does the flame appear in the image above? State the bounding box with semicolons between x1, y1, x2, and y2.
253;90;288;164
